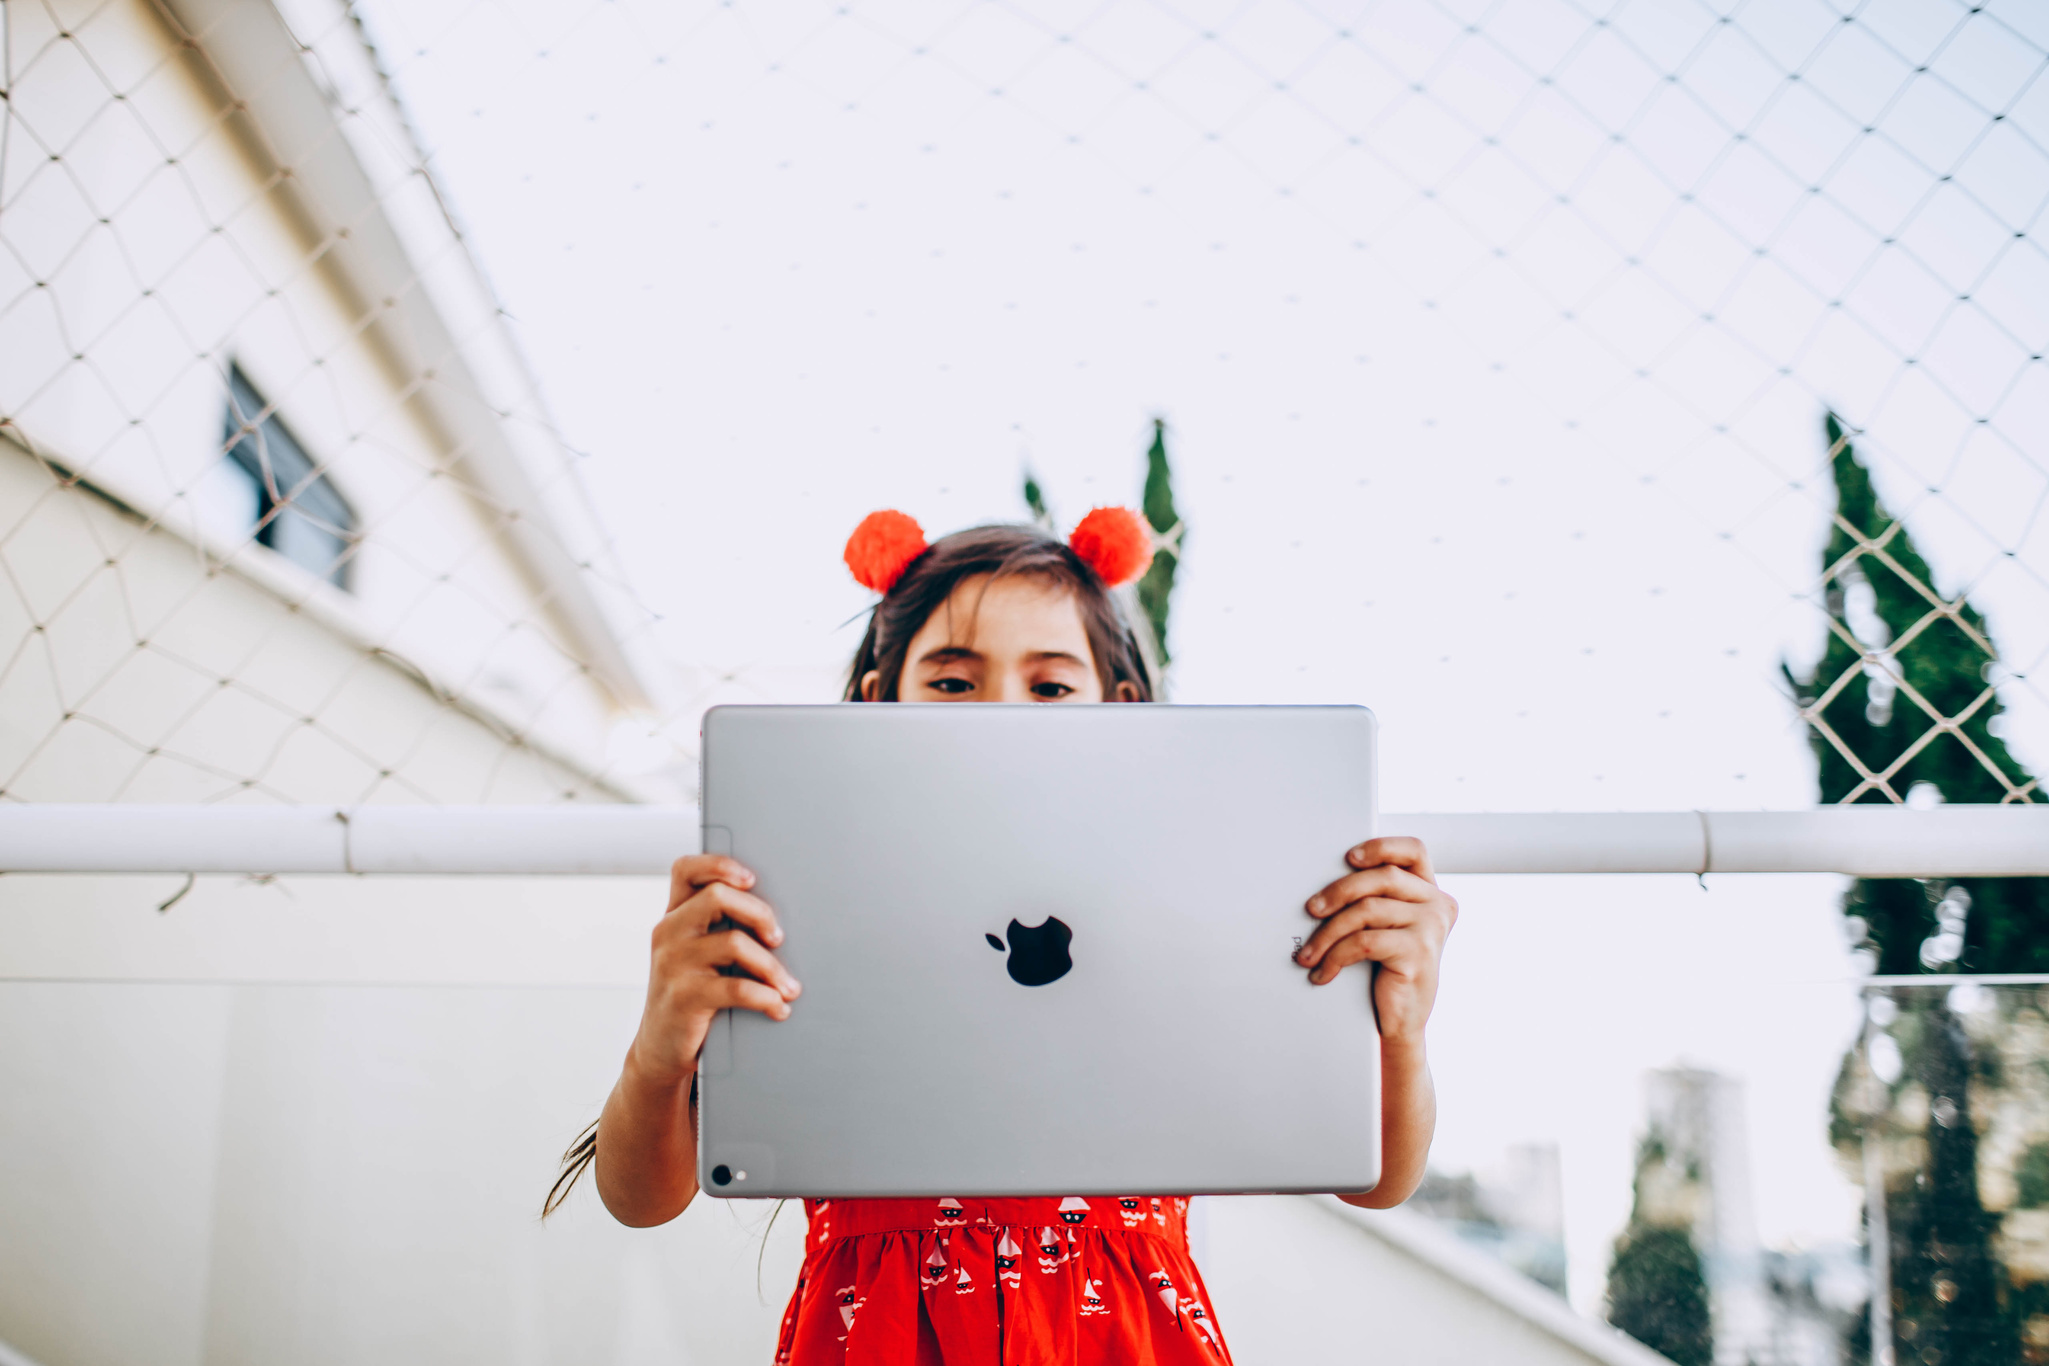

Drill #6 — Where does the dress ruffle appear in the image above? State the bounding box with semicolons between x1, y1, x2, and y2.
776;1197;1231;1365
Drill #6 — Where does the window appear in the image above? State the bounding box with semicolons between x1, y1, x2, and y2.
220;367;356;589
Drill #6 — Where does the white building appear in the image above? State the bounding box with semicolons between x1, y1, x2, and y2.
0;0;666;809
0;3;1680;1363
0;2;700;1362
1634;1067;1856;1366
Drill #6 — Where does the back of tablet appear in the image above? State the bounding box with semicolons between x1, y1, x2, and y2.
696;704;1378;1198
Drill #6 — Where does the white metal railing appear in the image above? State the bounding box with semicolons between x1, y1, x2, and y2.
0;806;2042;878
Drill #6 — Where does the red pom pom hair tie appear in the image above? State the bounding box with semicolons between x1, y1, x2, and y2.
1068;506;1154;588
844;506;1152;594
845;510;929;594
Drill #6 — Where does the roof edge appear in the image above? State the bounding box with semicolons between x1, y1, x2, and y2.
151;0;652;712
1309;1197;1679;1366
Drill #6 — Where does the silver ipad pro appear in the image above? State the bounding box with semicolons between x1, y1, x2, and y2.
696;704;1379;1198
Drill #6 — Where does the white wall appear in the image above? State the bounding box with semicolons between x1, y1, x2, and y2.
3;965;1665;1366
0;8;713;1361
0;428;709;1364
0;444;606;804
0;976;810;1366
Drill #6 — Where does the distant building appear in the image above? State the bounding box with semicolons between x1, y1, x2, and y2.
1631;1067;1858;1366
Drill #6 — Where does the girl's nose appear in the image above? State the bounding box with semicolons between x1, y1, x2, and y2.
981;671;1030;704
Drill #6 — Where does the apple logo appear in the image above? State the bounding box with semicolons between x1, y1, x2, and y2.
985;917;1073;986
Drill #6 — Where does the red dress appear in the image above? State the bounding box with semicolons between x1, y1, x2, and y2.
775;1195;1233;1365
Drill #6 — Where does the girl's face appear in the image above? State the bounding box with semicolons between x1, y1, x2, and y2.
862;573;1138;703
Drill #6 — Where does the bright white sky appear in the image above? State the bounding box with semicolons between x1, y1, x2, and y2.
349;0;2048;1314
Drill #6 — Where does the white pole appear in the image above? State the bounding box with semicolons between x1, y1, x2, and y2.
0;806;2043;877
1403;808;2049;878
1862;997;1896;1366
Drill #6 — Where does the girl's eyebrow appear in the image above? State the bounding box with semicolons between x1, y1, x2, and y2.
916;646;1085;666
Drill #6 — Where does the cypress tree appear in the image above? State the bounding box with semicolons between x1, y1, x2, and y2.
1019;423;1184;677
1023;467;1053;530
1783;414;2043;974
1793;412;2041;1364
1136;418;1182;668
1607;1131;1715;1366
1609;1227;1714;1366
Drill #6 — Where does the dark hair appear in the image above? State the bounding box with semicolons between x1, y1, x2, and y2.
842;523;1153;702
542;1120;598;1219
544;524;1151;1219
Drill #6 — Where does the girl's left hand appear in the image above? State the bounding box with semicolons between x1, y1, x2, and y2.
1295;836;1457;1045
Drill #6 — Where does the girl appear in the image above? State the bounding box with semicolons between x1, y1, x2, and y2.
566;508;1457;1364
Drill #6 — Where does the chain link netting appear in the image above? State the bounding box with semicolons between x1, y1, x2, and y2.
2;0;2045;814
0;0;676;806
5;7;2049;1362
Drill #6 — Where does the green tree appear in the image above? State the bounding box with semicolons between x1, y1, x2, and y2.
1607;1126;1714;1366
1608;1217;1713;1364
1023;467;1053;530
1019;421;1184;683
1783;413;2043;975
1608;1227;1712;1365
2013;1142;2049;1210
1794;412;2040;1364
1136;417;1182;668
1829;994;2013;1366
1896;1003;2009;1364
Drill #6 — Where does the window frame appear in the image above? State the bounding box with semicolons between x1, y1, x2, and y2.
220;365;357;591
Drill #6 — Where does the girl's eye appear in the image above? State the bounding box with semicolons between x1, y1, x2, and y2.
929;677;973;695
1031;682;1074;700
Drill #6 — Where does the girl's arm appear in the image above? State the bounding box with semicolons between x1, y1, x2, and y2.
1348;1035;1436;1209
595;855;800;1227
1292;836;1457;1209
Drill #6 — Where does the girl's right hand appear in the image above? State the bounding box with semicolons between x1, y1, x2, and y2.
629;854;801;1086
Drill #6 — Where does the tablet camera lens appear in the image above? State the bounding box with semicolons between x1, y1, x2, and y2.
711;1164;732;1186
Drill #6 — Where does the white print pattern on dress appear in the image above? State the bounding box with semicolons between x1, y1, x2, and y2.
1080;1274;1110;1317
935;1197;966;1227
955;1262;976;1296
924;1238;949;1287
996;1230;1023;1289
835;1285;865;1342
1036;1226;1065;1273
1058;1196;1090;1224
1149;1267;1180;1319
1116;1197;1145;1229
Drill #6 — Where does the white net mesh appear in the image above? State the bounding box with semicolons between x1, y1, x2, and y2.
3;4;2048;1361
1;0;672;807
5;0;2044;818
